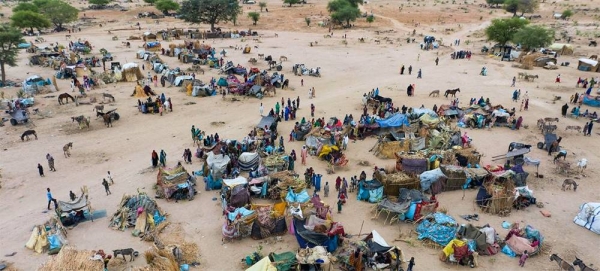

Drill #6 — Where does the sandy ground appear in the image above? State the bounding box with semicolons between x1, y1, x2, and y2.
1;0;600;270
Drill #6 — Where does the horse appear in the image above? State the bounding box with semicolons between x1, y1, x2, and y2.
71;115;90;129
21;130;38;141
103;93;115;102
58;93;75;105
562;179;578;191
97;111;113;127
444;88;460;98
281;79;289;89
63;142;73;158
573;258;597;271
565;125;582;133
550;254;575;271
429;90;440;97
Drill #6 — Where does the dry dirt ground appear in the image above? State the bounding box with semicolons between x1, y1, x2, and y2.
1;0;600;270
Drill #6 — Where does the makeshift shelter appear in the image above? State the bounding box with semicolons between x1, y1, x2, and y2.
25;217;68;255
37;246;103;271
109;194;166;234
144;41;162;51
119;63;144;82
238;152;261;171
396;154;429;174
475;170;516;216
223;206;257;240
156;165;196;201
438;165;489;192
246;251;298;271
416;213;458;246
419;167;447;193
205;151;231;180
249;203;288;240
143;32;157;41
357;179;384;203
548;43;574;55
292;218;343;252
583;95;600;107
573;202;600;234
578;58;599;72
374;189;437;224
221;176;251;208
22;75;51;93
375;113;411;128
55;188;94;226
257;115;279;134
338;231;404;271
374;170;419;196
503;224;543;256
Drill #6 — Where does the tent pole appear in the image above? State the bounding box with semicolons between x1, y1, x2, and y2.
358;220;365;237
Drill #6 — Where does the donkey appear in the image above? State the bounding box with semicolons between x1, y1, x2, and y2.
113;248;135;262
562;179;578;191
63;142;73;158
58;93;75;105
21;130;38;141
550;254;575;271
444;88;460;98
573;257;597;271
97;111;113;127
71;115;90;129
429;90;440;97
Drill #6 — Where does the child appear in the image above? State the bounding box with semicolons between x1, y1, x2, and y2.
407;257;415;271
519;251;528;267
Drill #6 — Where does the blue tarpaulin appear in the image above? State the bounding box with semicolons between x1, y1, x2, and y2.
227;207;254;221
583;95;600;107
416;213;458;246
375;113;410;128
357;180;384;203
285;188;310;203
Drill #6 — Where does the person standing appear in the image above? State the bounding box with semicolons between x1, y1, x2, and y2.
47;188;58;210
70;78;75;92
400;65;405;75
69;190;77;201
524;99;529;111
46;154;56;172
408;65;413;75
511;76;516;87
337;199;343;213
556;74;561;83
308;88;313;99
159;150;167;167
102;178;111;195
519;251;529;267
417;69;422;79
151;150;159;167
259;103;264;116
297;96;300;108
301;145;308;165
311;103;315;117
324;182;329;197
587;121;593;136
301;78;303;86
38;163;44;177
343;134;349;150
107;171;114;184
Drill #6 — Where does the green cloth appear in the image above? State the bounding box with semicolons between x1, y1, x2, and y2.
159;150;166;166
270;251;297;271
275;102;280;115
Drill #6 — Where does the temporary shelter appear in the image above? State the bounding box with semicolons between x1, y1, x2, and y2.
156;165;196;201
292;217;343;252
25;217;68;255
357;179;384;203
238;152;261;171
374;170;420;196
22;75;51;93
578;58;599;72
55;188;94;226
416;212;458;246
583;95;600;107
222;176;251;207
119;63;144;82
249;203;288;240
109;193;166;233
475;170;516;215
375;113;410;128
245;251;297;271
573;202;600;234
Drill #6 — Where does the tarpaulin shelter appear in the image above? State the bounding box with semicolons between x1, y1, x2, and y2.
56;188;93;225
416;213;458;246
246;251;297;271
156;165;196;201
375;113;410;128
292;218;342;252
238;152;261;171
109;194;166;233
397;154;428;175
583;95;600;107
438;165;490;192
249;203;288;240
222;176;251;207
475;170;516;216
573;202;600;234
257;115;279;133
217;77;229;87
357;180;384;203
118;63;144;82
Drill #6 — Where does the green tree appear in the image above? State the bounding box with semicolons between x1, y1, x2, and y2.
179;0;242;30
366;14;374;24
486;0;503;7
504;0;538;17
485;17;529;45
13;2;39;13
0;24;25;84
328;0;360;28
32;0;50;8
38;0;79;31
283;0;299;7
155;0;180;14
144;0;158;5
561;9;573;20
503;0;519;16
89;0;111;5
248;11;260;25
10;11;51;33
259;1;267;12
305;17;311;26
512;25;554;50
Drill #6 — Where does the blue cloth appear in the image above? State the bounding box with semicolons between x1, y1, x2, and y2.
47;192;52;201
154;210;165;225
375;113;410;128
285;188;310;203
502;245;517;257
416;213;458;246
227;207;254;221
48;234;62;250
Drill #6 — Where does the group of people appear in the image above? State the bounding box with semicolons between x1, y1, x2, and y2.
138;93;172;115
151;150;167;167
269;96;300;122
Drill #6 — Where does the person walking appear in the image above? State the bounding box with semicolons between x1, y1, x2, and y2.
407;257;416;271
159;150;167;167
69;190;77;201
151;150;159;167
102;178;111;195
47;188;58;210
46;153;56;172
435;57;439;66
311;103;315;117
324;182;329;197
38;163;44;177
555;74;561;83
337;199;343;213
408;65;413;75
301;78;303;86
297;96;300;108
400;65;405;75
259;103;263;116
417;69;422;79
524;99;529;110
511;76;516;87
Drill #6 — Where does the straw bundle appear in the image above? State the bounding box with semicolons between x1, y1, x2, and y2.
374;141;409;159
376;171;419;196
264;154;287;167
38;246;103;271
454;148;482;165
482;180;515;215
269;171;297;183
133;248;178;271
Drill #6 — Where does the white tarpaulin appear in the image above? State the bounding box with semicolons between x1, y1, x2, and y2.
223;176;248;188
574;202;600;234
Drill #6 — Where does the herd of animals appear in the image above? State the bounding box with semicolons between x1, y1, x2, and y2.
551;254;597;271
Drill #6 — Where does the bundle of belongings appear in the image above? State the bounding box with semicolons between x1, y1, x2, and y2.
338;231;404;271
357;179;384;203
245;251;297;271
501;223;543;258
109;193;166;236
375;189;438;223
156;165;196;202
250;203;288;240
222;206;257;241
292;216;345;252
25;217;68;255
